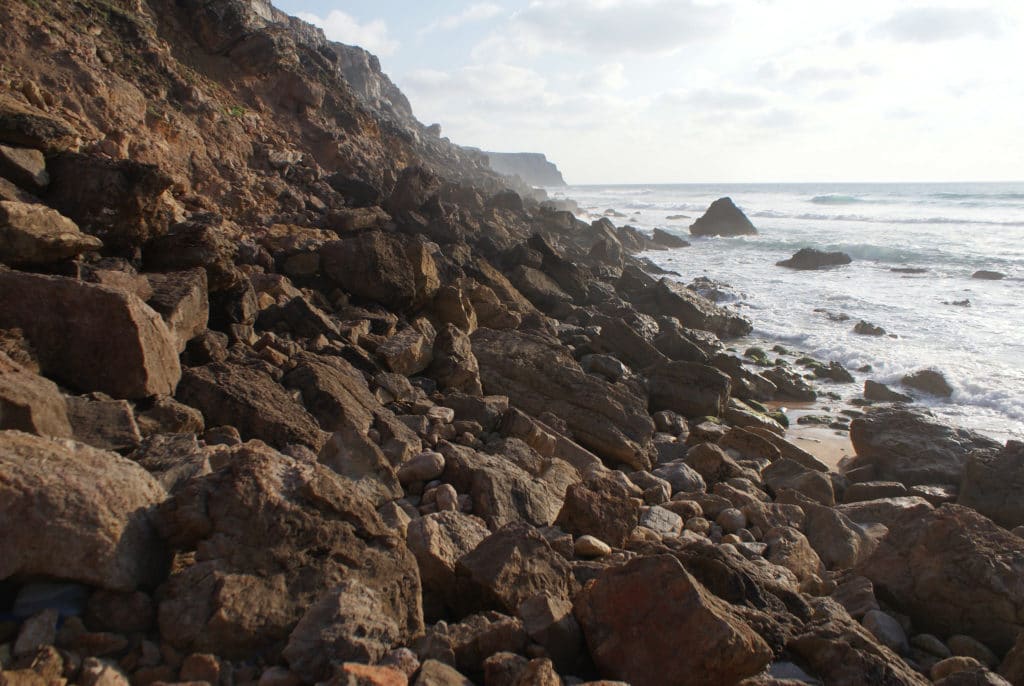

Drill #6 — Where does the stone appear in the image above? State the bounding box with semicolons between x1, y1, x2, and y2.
913;633;953;659
283;353;380;433
854;320;887;336
177;362;328;451
836;496;934;527
0;144;48;190
934;657;985;681
948;635;999;668
65;394;142;451
0;351;73;438
632;277;752;338
574;535;612;557
144;269;210;353
85;590;155;634
689;197;758;237
716;508;747;533
901;369;954;397
379;327;435;376
1000;631;1024;684
134;396;205;436
763;526;824;584
336;663;409;686
156;443;423;660
831;576;880;619
399;451;446;485
864;380;912;403
317;427;403;507
844;480;908;503
472;328;654;470
850;407;997;486
652;460;707;494
406;511;490;619
651;228;690;248
555;472;641;548
429;324;482;395
321;231;439;310
800;501;875;570
414;612;528;679
0;431;167;591
431;285;478;334
863;610;909;655
647;360;731;418
78;657;131;686
858;504;1024;653
776;248;852;270
640;505;684;536
413;659;473;686
958;441;1024;529
455;523;577;617
0;201;101;263
180;653;222;683
685;442;745;485
0;270;181;399
972;270;1006;280
574;555;772;686
13;609;59;657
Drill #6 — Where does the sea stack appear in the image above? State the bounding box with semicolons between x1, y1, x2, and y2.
689;197;758;237
777;247;853;270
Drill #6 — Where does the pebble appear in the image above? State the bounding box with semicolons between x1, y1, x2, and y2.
575;535;612;557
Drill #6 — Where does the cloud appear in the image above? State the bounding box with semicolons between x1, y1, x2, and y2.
875;7;1003;43
419;3;504;35
472;0;731;59
661;88;767;110
296;10;398;56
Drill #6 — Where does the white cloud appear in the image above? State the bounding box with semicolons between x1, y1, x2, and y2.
875;7;1004;43
419;3;504;35
297;10;399;56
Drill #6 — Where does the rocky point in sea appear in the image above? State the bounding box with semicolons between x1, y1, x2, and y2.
1;0;1023;685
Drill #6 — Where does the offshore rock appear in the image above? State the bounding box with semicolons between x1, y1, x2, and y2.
0;431;167;591
776;248;852;270
0;270;181;399
689;197;758;237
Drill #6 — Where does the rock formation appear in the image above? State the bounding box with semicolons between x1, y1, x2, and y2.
777;248;853;270
690;197;758;237
484;152;567;187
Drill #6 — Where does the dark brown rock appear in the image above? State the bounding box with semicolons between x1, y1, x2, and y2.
632;278;752;338
574;555;772;686
144;269;210;353
689;197;758;237
901;368;954;397
555;471;641;548
0;350;73;438
864;380;912;403
407;511;490;619
429;324;482;395
283;352;380;433
776;248;852;270
65;394;142;451
960;441;1024;530
647;360;731;418
322;231;440;310
0;144;48;190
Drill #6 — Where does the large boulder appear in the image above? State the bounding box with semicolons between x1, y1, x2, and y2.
647;360;731;418
0;200;101;264
472;328;655;470
0;270;181;399
0;351;73;438
574;555;772;686
776;248;852;270
689;197;758;237
282;352;381;433
176;362;329;451
407;511;490;619
156;443;423;660
958;441;1024;529
858;504;1024;653
321;231;439;310
850;408;998;486
632;278;752;338
555;471;642;548
144;269;210;353
0;431;167;591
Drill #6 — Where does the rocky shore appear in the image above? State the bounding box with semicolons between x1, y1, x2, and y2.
2;1;1024;685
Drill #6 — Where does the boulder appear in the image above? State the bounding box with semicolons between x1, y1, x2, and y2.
776;248;852;270
632;278;752;338
455;523;577;617
282;353;380;433
65;394;142;452
0;270;181;399
763;526;824;584
850;407;997;486
0;431;167;591
407;511;490;619
317;427;402;507
901;368;954;397
144;269;210;353
959;441;1024;529
0;351;73;438
800;500;876;570
689;197;758;237
156;443;423;659
472;328;655;470
858;504;1024;653
973;270;1006;280
432;284;478;334
864;380;912;403
0;94;78;151
0;201;101;263
176;362;328;451
685;442;746;486
574;555;772;686
647;360;731;418
414;612;528;679
321;231;439;310
442;441;576;529
429;324;482;395
555;471;642;548
0;144;48;190
144;216;239;291
378;326;435;376
650;228;690;248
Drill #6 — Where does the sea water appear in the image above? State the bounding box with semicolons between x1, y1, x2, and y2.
552;182;1024;442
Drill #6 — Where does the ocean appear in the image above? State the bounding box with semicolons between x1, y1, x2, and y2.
551;182;1024;442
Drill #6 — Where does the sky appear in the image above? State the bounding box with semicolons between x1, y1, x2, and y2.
273;0;1023;184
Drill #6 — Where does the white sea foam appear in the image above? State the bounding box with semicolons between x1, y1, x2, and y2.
564;182;1024;441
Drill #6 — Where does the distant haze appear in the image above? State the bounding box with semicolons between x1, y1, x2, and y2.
275;0;1023;184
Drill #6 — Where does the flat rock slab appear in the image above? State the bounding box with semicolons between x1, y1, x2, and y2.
0;431;167;591
0;270;181;399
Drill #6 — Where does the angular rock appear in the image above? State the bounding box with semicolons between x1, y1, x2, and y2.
763;526;824;584
689;197;758;237
0;270;181;399
863;610;909;655
574;555;772;686
317;427;403;507
858;504;1024;653
472;328;655;470
0;201;101;263
633;278;752;339
647;360;731;418
378;326;435;376
0;144;48;190
0;94;78;151
901;368;954;397
429;324;482;395
65;394;142;452
144;269;210;353
407;511;490;619
135;395;205;436
864;380;912;403
958;441;1024;529
177;362;328;451
555;471;641;548
156;443;423;659
321;231;439;310
844;480;908;503
850;407;997;486
283;353;380;433
0;351;73;438
0;431;167;591
836;496;934;527
653;459;707;495
414;612;527;679
776;248;852;270
685;442;745;485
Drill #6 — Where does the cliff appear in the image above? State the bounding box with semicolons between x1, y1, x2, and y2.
485;151;567;187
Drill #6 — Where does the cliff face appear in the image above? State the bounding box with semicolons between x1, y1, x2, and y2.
485;152;567;187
